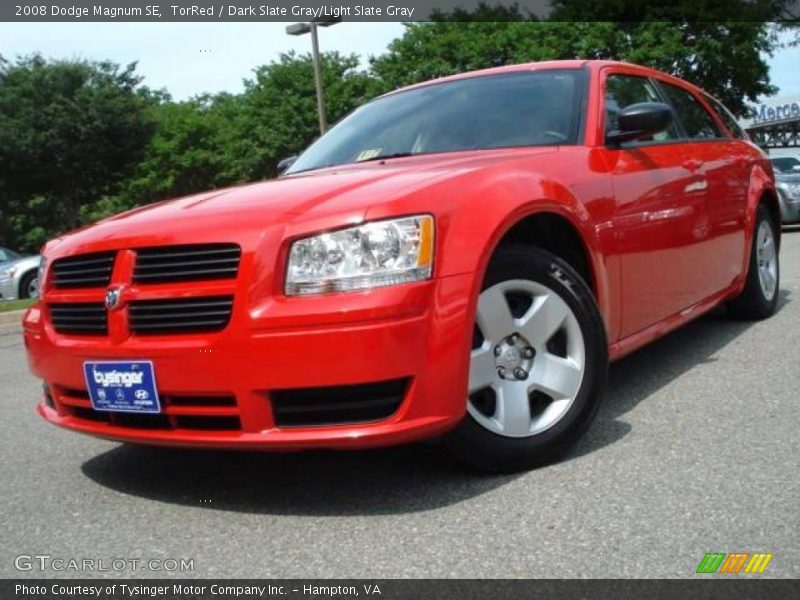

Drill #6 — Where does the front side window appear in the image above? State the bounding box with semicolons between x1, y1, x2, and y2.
604;74;679;143
659;83;723;140
287;69;585;174
0;248;19;262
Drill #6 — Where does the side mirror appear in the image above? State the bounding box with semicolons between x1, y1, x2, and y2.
277;155;298;175
606;102;673;146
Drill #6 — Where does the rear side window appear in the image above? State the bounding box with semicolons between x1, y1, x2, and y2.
705;94;747;139
605;74;679;143
659;82;723;140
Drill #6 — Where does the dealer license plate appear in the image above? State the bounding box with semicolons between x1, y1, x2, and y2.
83;361;161;413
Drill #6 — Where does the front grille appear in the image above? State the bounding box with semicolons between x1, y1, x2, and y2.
49;303;107;335
51;252;115;288
133;244;241;284
129;295;234;334
57;388;241;431
271;378;410;427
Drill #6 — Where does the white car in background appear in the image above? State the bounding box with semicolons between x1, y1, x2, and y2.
0;253;42;300
772;156;800;225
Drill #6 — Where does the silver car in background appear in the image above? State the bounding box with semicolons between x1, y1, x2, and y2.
0;254;42;300
772;156;800;225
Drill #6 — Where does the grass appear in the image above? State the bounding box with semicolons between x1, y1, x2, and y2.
0;298;34;312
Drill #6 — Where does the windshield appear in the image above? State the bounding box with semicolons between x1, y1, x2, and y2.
771;157;800;173
287;69;585;174
0;247;20;262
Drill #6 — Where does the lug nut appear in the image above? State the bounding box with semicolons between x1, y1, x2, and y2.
497;366;507;379
494;345;502;357
513;367;528;380
521;347;535;359
510;333;519;343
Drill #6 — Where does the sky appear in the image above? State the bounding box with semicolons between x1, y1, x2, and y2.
0;22;406;99
0;22;798;102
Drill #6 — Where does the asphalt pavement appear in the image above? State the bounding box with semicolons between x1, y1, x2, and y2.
2;229;799;579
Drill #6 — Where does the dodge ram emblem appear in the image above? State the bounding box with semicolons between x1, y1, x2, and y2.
105;287;123;311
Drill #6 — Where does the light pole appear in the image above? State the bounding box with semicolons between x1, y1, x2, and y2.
286;18;340;135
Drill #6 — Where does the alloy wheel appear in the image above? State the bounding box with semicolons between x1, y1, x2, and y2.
468;279;586;438
756;220;777;301
27;277;40;299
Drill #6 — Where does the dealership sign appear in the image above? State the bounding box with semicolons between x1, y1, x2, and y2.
750;95;800;124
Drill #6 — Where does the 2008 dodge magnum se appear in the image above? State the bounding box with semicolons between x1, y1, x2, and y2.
23;61;780;472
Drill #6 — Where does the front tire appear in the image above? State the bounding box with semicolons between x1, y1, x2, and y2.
19;270;39;299
445;245;608;473
727;204;779;320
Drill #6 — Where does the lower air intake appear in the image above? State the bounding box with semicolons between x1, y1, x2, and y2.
270;378;410;427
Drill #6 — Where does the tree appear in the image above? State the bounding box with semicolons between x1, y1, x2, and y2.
371;19;781;116
99;94;250;212
0;55;154;251
237;51;381;179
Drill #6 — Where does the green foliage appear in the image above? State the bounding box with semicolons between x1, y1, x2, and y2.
0;55;154;250
84;52;380;224
371;21;777;116
240;51;382;179
0;18;792;251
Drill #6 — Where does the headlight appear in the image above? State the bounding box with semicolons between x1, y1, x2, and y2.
778;182;800;196
285;215;434;295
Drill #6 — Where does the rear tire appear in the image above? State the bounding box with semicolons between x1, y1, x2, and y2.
445;245;607;473
727;204;779;320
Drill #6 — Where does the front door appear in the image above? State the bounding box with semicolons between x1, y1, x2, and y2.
603;72;712;338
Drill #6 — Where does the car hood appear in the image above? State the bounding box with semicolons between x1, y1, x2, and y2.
1;254;40;273
45;148;559;256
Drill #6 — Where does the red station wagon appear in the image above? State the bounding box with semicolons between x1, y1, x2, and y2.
23;61;780;472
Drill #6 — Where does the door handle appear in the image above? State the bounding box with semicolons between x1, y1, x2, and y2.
681;159;703;172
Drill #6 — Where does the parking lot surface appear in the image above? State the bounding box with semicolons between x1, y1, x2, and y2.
2;230;798;579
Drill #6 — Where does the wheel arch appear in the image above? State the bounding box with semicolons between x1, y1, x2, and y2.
494;212;597;297
760;188;781;246
741;163;781;283
468;203;613;340
18;267;39;296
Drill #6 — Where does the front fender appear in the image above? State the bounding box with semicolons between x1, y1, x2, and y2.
365;157;614;339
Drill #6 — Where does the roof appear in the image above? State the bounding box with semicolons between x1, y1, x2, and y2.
383;59;705;99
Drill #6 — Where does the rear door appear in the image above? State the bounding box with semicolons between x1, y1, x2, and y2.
603;71;712;338
655;80;749;296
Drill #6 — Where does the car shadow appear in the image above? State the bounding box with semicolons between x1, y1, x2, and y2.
569;289;791;459
81;290;790;515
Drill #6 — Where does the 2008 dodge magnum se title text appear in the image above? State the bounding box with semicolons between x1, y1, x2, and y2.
23;61;780;472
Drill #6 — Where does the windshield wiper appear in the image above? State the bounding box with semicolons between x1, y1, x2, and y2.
358;152;415;163
288;153;417;175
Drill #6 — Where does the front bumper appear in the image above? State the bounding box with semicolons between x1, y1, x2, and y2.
0;277;17;300
24;273;476;450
